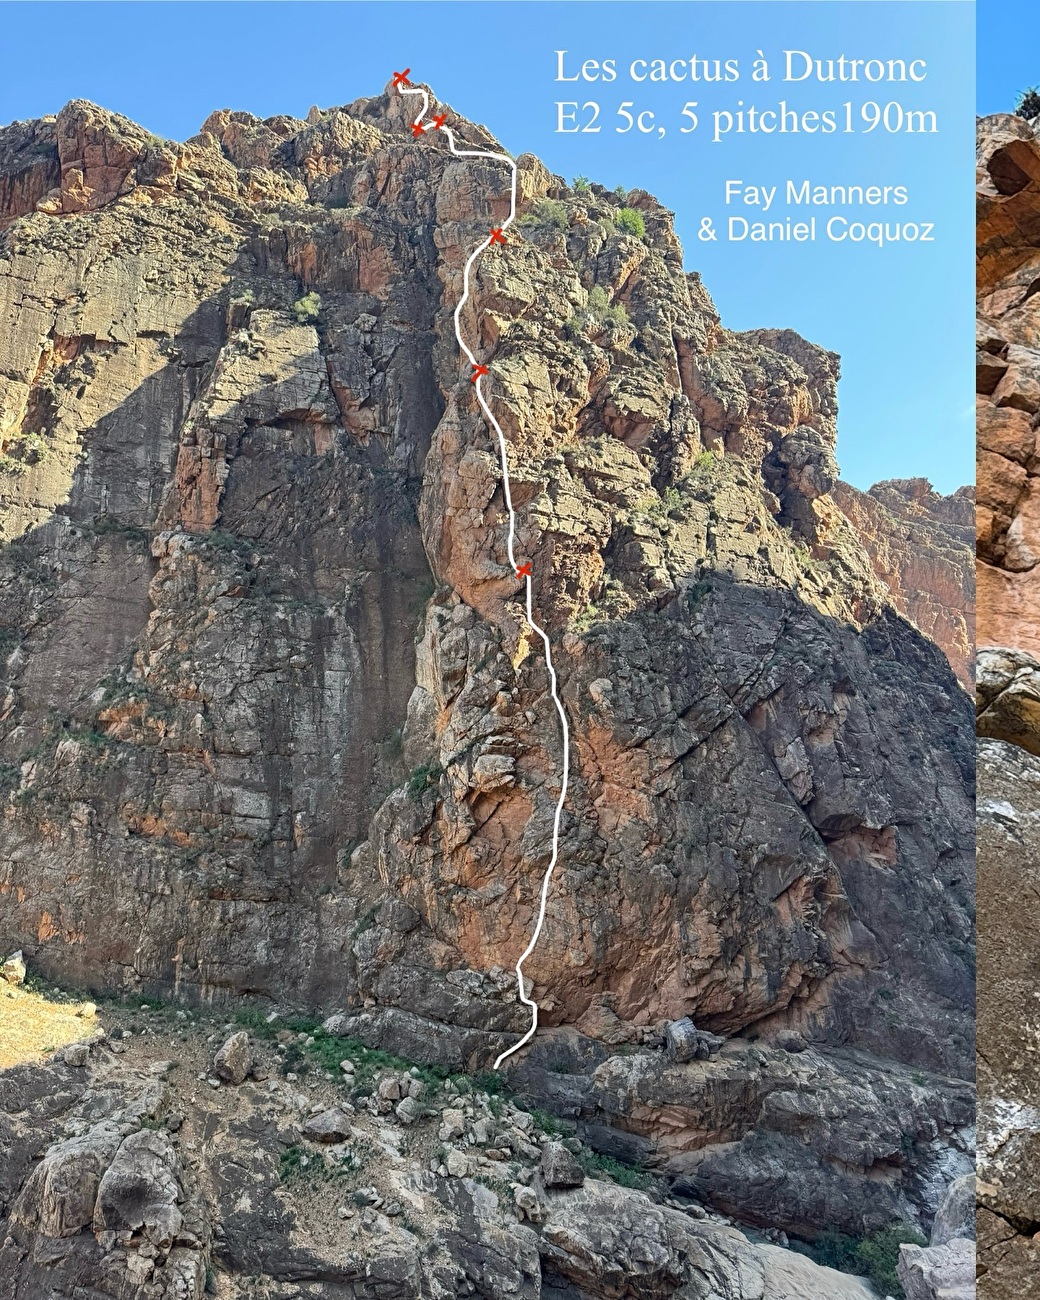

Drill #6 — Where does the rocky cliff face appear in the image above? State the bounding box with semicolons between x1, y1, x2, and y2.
978;112;1040;653
0;85;974;1282
974;110;1040;1297
830;478;973;688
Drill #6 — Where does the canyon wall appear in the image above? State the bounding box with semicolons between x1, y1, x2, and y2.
977;110;1040;1297
0;88;974;1255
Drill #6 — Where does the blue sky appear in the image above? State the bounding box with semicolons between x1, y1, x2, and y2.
0;1;973;492
979;0;1038;114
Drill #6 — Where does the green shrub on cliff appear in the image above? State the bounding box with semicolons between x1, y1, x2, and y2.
292;291;322;324
519;198;569;231
1017;86;1040;118
586;284;629;329
406;761;443;797
576;1148;652;1191
614;207;646;240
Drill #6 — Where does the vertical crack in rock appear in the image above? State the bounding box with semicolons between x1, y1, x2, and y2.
0;82;974;1278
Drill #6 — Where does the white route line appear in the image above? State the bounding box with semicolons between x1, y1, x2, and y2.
399;79;570;1070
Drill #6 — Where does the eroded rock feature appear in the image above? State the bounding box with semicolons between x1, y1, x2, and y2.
0;81;973;1279
977;107;1040;1298
0;1016;891;1300
830;478;974;688
978;737;1040;1296
979;112;1040;652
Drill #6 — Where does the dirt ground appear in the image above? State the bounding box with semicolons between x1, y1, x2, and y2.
0;981;105;1069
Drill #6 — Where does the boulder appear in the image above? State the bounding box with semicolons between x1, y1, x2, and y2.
2;949;25;985
212;1031;251;1085
664;1017;725;1063
931;1174;975;1246
377;1075;401;1102
302;1108;353;1142
10;1126;123;1237
445;1148;471;1177
897;1238;975;1300
540;1141;585;1189
395;1095;422;1125
538;1179;876;1300
513;1183;542;1223
62;1042;91;1067
439;1108;466;1141
93;1129;183;1250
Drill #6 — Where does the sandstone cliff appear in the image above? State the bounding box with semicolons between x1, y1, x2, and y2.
975;110;1040;1298
978;112;1040;652
0;86;974;1288
830;478;973;688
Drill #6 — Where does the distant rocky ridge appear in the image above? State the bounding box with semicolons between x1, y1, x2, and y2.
830;478;973;688
0;84;973;1287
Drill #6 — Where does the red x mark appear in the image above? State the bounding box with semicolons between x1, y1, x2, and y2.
392;68;411;88
431;113;447;130
489;228;506;246
470;364;488;383
516;562;532;579
411;120;427;138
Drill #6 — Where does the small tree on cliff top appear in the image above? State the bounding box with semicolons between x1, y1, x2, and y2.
1017;86;1040;119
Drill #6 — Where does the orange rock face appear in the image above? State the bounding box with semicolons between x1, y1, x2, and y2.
831;479;974;688
0;88;974;1246
978;113;1040;654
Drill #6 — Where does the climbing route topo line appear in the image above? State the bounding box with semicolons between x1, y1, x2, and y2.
397;74;570;1071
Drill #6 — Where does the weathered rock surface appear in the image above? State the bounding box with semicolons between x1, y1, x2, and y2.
895;1174;977;1300
0;1017;889;1299
539;1140;584;1189
831;478;974;688
212;1030;251;1084
0;80;973;1266
977;644;1040;751
976;108;1040;1300
665;1016;726;1062
897;1237;976;1300
509;1027;973;1242
978;112;1040;652
302;1105;352;1141
978;736;1040;1294
930;1173;975;1247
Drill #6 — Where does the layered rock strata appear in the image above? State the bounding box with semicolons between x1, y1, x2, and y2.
0;1003;885;1300
976;109;1040;1295
0;87;974;1262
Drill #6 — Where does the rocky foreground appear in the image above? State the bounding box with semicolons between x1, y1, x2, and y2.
0;81;974;1293
0;979;976;1299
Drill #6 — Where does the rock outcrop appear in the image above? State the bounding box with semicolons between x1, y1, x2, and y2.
0;83;974;1269
976;109;1040;1297
0;1006;883;1300
978;112;1040;652
978;735;1040;1296
830;478;974;688
896;1174;976;1300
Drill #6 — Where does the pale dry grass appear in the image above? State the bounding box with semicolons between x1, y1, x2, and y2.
0;983;103;1069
